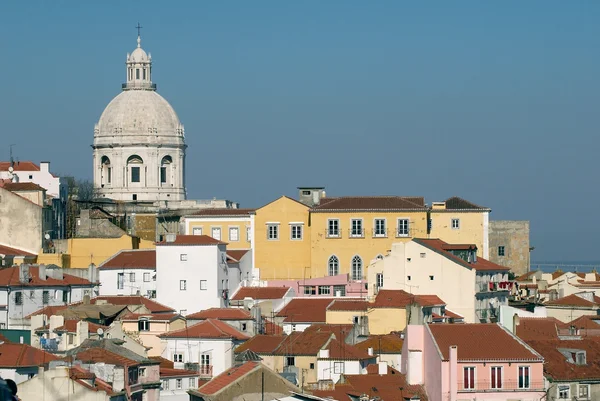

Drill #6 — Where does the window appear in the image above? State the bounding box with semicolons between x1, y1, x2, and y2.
173;353;183;362
498;246;505;256
267;224;279;240
176;379;182;389
490;366;502;389
376;273;384;288
62;291;69;303
144;273;151;282
429;275;434;281
107;168;112;184
192;227;203;235
318;286;331;295
189;378;196;388
14;292;22;305
246;226;251;242
518;366;530;389
328;256;339;276
334;362;344;374
147;290;156;298
132;194;137;201
180;280;187;290
139;367;146;377
180;309;187;316
200;280;207;290
138;319;150;332
558;385;570;399
351;219;363;237
131;166;140;183
68;334;74;345
229;227;239;241
397;219;409;237
576;351;586;365
376;254;384;260
163;380;169;390
304;286;316;295
143;69;146;80
291;324;297;331
579;384;590;399
351;255;363;280
427;218;432;232
302;190;311;196
327;219;340;237
117;273;124;289
201;354;210;367
241;323;247;331
407;276;411;280
211;227;221;240
136;68;140;79
286;356;295;366
43;290;49;305
291;224;303;240
420;253;426;258
160;167;167;183
129;272;135;282
180;254;188;261
463;367;475;389
309;363;315;369
452;218;460;229
28;175;33;179
374;219;386;237
333;285;346;296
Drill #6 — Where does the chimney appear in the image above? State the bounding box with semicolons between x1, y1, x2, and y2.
513;314;520;334
40;161;50;173
368;347;374;356
319;349;330;359
19;264;30;283
166;233;177;243
83;295;90;305
87;263;96;283
449;346;458;401
77;321;89;344
378;361;387;375
297;187;326;207
39;264;47;281
49;315;65;338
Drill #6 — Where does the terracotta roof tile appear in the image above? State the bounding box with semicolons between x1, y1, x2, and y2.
545;293;600;308
276;298;334;323
372;289;445;308
312;383;362;400
2;182;46;191
188;208;255;217
355;333;404;354
273;331;333;356
324;339;373;361
156;235;227;246
70;348;141;366
0;266;94;287
234;335;286;354
230;286;290;301
226;250;249;262
160;319;249;340
516;271;538;281
569;315;600;331
0;343;59;367
51;320;107;333
0;161;40;172
186;308;251;320
327;299;368;311
337;367;428;401
444;197;489;211
160;367;200;378
526;338;600;381
0;244;35;257
196;361;259;395
92;295;175;313
99;250;156;270
121;313;181;322
304;324;355;342
311;196;427;212
26;304;71;318
428;323;542;361
415;238;510;271
515;317;568;341
262;319;284;335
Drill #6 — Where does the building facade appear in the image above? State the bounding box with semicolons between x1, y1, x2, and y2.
489;220;531;276
98;249;156;297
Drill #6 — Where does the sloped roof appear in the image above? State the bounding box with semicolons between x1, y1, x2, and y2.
234;335;286;354
327;299;369;312
569;315;600;331
0;244;35;257
226;250;249;262
545;293;600;308
66;338;156;365
515;317;568;341
160;319;249;340
187;208;255;217
372;289;445;308
323;339;373;361
0;266;94;287
262;319;284;335
2;182;46;191
36;320;107;334
235;349;263;363
273;331;333;356
121;313;182;322
311;196;427;212
186;308;251;321
304;324;355;342
230;286;290;301
196;361;260;395
444;196;490;211
99;250;156;270
160;367;200;378
156;235;227;246
428;323;542;361
91;295;175;313
0;161;40;171
276;298;334;323
355;333;404;354
415;238;510;271
526;338;600;381
0;342;59;367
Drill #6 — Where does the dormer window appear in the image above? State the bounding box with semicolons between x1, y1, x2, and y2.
576;351;586;365
138;318;150;332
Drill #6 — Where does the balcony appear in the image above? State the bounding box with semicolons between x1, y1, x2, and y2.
348;229;365;238
477;281;511;293
458;380;545;392
325;230;341;239
198;365;213;378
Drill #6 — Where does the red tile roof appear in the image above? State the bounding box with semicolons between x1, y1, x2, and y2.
0;343;59;367
526;338;600;381
304;324;355;342
0;266;94;287
311;196;427;212
545;293;600;308
91;295;175;313
226;250;249;262
188;208;255;217
569;315;600;330
428;323;542;361
49;320;107;334
26;304;71;318
160;319;249;340
186;308;251;321
273;331;333;355
230;286;290;301
160;367;200;378
0;244;35;257
323;339;373;361
234;335;287;354
327;299;368;311
415;238;510;271
443;197;489;211
0;161;40;172
197;361;259;395
1;182;46;191
355;333;404;354
372;289;445;308
156;235;227;246
262;319;284;335
276;298;334;323
121;313;181;322
515;317;568;341
71;348;141;367
99;250;156;270
516;271;538;281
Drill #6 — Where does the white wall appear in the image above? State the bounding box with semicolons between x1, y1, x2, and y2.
317;360;361;383
0;367;38;384
162;338;235;377
0;188;42;254
99;268;156;297
499;305;547;333
282;323;311;335
156;243;229;315
161;376;198;401
0;162;61;198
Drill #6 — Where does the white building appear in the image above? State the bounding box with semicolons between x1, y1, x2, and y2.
156;234;244;315
0;161;61;199
99;249;156;297
160;368;200;401
160;318;249;379
92;33;186;202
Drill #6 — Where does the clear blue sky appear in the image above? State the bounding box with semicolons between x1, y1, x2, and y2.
0;2;597;262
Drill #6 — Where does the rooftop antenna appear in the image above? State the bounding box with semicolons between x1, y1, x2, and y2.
9;144;16;167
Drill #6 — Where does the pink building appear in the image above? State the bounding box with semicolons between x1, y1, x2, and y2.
268;273;366;298
401;323;546;401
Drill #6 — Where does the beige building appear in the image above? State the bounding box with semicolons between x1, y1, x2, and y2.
488;220;530;276
183;209;254;250
544;292;600;323
121;312;186;356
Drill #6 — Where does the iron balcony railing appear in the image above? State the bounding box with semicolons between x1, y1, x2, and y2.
198;365;213;378
458;380;545;392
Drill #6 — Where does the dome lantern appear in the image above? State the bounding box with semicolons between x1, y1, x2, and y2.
123;31;155;91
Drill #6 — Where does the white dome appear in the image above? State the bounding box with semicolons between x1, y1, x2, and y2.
96;90;182;138
129;47;149;62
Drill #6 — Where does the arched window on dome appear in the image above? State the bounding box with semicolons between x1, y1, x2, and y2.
328;255;339;276
351;255;363;281
100;156;112;187
127;155;144;184
160;156;172;186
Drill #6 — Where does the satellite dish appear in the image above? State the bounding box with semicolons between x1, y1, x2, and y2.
7;166;13;173
97;328;104;336
247;301;255;310
44;234;51;240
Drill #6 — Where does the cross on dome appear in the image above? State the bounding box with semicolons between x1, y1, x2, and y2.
135;22;143;48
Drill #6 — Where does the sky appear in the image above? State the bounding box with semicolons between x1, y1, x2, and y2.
0;2;598;262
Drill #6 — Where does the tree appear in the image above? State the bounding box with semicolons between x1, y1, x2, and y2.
63;177;97;238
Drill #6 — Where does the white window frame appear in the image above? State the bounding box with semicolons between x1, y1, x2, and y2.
180;254;188;261
397;218;410;237
518;365;530;389
173;353;183;362
373;218;387;237
376;273;384;288
578;384;590;399
350;218;364;238
229;226;239;241
318;285;331;295
558;385;570;399
192;226;203;236
180;280;187;291
290;223;303;240
138;319;150;332
246;226;251;242
200;280;207;290
490;366;502;389
351;255;363;281
117;273;124;290
333;362;344;374
189;378;196;388
176;378;182;389
143;272;151;282
327;219;340;238
129;272;135;282
267;223;279;240
163;380;169;390
328;255;339;276
463;366;475;390
211;227;221;240
451;218;460;229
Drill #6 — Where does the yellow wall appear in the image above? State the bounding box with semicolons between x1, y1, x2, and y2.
36;253;71;268
325;310;364;325
367;308;407;335
187;218;251;249
122;318;186;357
270;355;317;384
429;211;486;257
310;211;428;278
254;197;311;280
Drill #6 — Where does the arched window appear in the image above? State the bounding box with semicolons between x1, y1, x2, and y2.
127;155;143;183
100;156;112;185
351;255;363;281
160;155;172;185
328;256;339;276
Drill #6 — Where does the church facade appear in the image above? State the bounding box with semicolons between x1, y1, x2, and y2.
92;34;186;202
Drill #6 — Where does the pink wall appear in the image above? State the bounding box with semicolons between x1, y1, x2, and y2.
268;274;366;298
423;326;446;401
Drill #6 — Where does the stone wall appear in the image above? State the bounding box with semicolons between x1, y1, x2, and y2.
488;220;530;276
0;187;42;253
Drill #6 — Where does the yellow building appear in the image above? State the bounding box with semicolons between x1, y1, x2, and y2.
182;209;254;250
